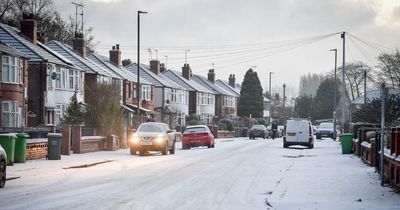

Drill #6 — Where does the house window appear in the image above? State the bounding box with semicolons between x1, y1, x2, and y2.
142;85;151;101
224;96;234;107
133;84;137;99
171;89;177;102
69;70;74;89
2;55;23;84
55;104;68;125
55;67;67;89
200;113;213;124
2;101;20;127
47;64;54;90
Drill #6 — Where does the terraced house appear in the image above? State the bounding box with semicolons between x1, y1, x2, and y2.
163;64;215;124
0;43;28;130
0;15;84;128
192;69;237;119
126;60;189;126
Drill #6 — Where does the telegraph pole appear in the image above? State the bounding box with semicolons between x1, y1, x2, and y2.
341;32;346;133
137;11;147;119
330;48;338;139
269;72;274;98
364;70;367;104
380;83;385;186
282;83;286;122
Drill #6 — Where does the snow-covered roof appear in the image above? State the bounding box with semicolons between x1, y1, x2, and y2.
125;63;182;88
46;40;112;76
0;23;74;67
352;88;400;105
215;79;240;97
0;42;27;58
192;74;235;96
163;70;213;93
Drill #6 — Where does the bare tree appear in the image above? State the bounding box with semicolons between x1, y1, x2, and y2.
0;0;16;22
376;50;400;89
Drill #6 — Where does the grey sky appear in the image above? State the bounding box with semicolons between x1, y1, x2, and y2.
54;0;400;96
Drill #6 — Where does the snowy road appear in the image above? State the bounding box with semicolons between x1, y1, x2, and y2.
0;137;399;210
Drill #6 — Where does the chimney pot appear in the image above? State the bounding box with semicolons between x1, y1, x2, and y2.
150;60;161;75
109;44;122;68
20;14;37;44
229;74;236;88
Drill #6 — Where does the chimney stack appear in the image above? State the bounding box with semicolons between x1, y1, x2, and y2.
208;69;215;83
160;63;166;73
182;64;192;80
149;60;160;75
72;32;87;58
109;44;122;67
229;74;236;88
20;14;37;44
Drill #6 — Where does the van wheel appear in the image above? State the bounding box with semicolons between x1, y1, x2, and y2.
283;143;288;148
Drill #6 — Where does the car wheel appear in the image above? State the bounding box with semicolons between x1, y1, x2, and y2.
182;144;187;150
207;143;212;148
139;150;146;156
283;143;288;148
316;135;321;140
309;144;314;149
169;142;176;154
0;160;5;188
161;143;168;155
130;146;137;155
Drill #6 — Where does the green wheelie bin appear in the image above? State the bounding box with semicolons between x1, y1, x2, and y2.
340;133;353;154
14;133;29;163
0;133;17;165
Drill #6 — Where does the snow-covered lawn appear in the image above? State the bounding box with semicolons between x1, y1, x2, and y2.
0;137;399;210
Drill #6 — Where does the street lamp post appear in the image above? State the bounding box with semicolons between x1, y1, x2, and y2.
269;72;274;98
137;10;147;120
330;48;337;140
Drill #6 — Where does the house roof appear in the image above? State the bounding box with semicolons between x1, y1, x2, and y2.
192;74;235;96
215;79;241;97
0;42;26;58
125;63;185;89
46;40;112;77
0;23;74;67
163;70;213;93
88;53;147;82
352;88;400;105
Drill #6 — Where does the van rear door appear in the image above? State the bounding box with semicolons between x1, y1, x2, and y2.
297;121;309;142
286;120;298;142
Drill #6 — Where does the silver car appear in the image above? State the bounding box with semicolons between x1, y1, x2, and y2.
129;122;176;156
0;145;6;188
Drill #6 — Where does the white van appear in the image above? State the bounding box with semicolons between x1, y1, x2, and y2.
283;119;314;149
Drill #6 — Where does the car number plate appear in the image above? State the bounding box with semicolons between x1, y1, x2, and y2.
141;141;153;145
288;133;296;136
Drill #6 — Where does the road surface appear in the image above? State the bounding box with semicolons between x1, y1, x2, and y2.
0;137;399;210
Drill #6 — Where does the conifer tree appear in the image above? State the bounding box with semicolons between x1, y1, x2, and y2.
62;91;85;125
238;68;264;117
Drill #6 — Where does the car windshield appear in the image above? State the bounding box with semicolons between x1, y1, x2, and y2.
138;124;164;132
184;127;207;133
319;123;333;129
252;125;265;129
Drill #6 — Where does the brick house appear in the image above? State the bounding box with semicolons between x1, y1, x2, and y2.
88;45;154;116
0;16;84;127
192;69;237;119
126;60;189;126
215;74;241;117
163;64;215;124
0;43;28;129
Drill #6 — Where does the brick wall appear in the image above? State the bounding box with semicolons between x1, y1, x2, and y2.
26;139;48;160
81;136;106;153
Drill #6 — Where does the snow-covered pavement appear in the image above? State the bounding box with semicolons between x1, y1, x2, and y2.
0;137;399;210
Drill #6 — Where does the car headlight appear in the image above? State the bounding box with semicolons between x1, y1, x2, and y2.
155;137;165;144
130;136;140;143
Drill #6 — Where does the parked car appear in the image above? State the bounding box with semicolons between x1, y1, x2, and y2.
316;122;335;139
182;125;215;149
249;125;268;139
0;145;6;188
283;119;314;149
129;122;176;156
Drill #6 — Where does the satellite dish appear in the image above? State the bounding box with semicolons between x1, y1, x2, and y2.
51;72;58;80
165;99;170;104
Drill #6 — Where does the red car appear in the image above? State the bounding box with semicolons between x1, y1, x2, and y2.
182;125;215;149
